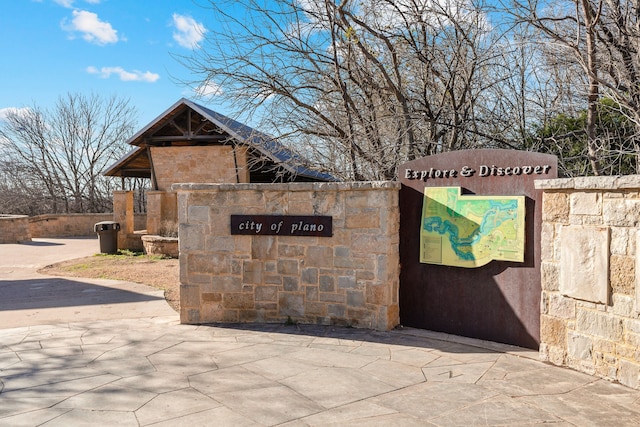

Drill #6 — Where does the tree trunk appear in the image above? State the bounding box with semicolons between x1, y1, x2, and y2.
581;0;603;175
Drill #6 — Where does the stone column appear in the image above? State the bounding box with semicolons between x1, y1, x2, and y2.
536;176;640;390
146;191;162;235
113;191;134;249
147;191;177;235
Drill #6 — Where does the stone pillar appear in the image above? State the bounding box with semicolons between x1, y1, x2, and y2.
147;191;177;235
536;176;640;390
162;192;178;231
0;215;32;243
146;191;162;235
113;191;134;249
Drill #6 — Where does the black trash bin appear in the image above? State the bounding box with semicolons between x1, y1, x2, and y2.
94;221;120;254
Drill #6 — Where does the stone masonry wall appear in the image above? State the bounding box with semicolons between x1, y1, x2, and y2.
28;213;147;238
6;213;141;242
29;213;147;239
536;176;640;389
146;191;177;235
0;215;31;243
151;146;248;191
30;213;110;238
174;181;401;331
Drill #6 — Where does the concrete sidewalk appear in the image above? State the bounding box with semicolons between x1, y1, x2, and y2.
1;239;640;426
0;238;176;327
0;237;103;276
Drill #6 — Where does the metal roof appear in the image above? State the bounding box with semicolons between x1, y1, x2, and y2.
105;98;335;181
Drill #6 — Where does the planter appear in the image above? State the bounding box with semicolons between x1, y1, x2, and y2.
141;235;179;258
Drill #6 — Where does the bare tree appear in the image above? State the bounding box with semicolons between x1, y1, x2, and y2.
182;0;517;180
508;0;640;175
0;93;137;214
0;159;47;215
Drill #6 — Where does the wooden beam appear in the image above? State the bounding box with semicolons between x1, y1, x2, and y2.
143;135;231;143
168;119;186;135
193;120;210;135
147;147;158;191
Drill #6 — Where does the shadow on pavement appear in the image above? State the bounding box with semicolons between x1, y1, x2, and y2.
19;241;65;247
0;277;164;311
199;322;518;355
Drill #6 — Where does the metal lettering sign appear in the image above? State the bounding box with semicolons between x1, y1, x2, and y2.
230;215;332;237
399;149;558;350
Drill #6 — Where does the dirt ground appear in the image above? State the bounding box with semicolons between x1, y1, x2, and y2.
39;254;180;312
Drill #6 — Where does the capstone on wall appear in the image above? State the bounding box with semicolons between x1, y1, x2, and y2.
174;181;400;331
536;175;640;389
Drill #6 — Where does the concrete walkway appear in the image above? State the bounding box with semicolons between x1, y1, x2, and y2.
1;239;640;426
0;238;176;327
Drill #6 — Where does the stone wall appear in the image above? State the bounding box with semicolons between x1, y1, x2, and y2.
536;176;640;389
0;215;31;243
174;181;400;330
146;191;177;235
151;146;249;191
28;213;147;238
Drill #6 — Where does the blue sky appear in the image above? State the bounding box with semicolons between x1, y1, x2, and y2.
0;0;226;127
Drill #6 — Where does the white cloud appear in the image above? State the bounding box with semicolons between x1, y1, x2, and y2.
296;0;326;21
172;13;206;49
54;0;75;7
292;0;490;36
87;66;160;82
195;81;223;97
0;107;33;122
53;0;102;7
62;10;119;45
362;0;491;33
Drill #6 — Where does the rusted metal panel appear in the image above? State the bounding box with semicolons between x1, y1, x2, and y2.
399;149;557;349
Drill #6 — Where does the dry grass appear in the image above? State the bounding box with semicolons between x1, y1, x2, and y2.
39;251;180;312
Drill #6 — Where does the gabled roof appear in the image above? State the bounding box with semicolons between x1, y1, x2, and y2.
104;146;150;178
105;98;335;182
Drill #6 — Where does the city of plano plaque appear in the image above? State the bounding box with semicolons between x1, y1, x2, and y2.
230;215;332;237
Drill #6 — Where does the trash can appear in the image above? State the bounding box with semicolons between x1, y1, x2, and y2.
94;221;120;254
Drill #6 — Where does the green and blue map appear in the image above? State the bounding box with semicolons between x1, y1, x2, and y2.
420;187;525;268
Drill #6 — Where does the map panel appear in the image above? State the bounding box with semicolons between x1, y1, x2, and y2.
420;187;525;268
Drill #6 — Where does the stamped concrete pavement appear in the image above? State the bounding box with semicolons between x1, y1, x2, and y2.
1;238;640;426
